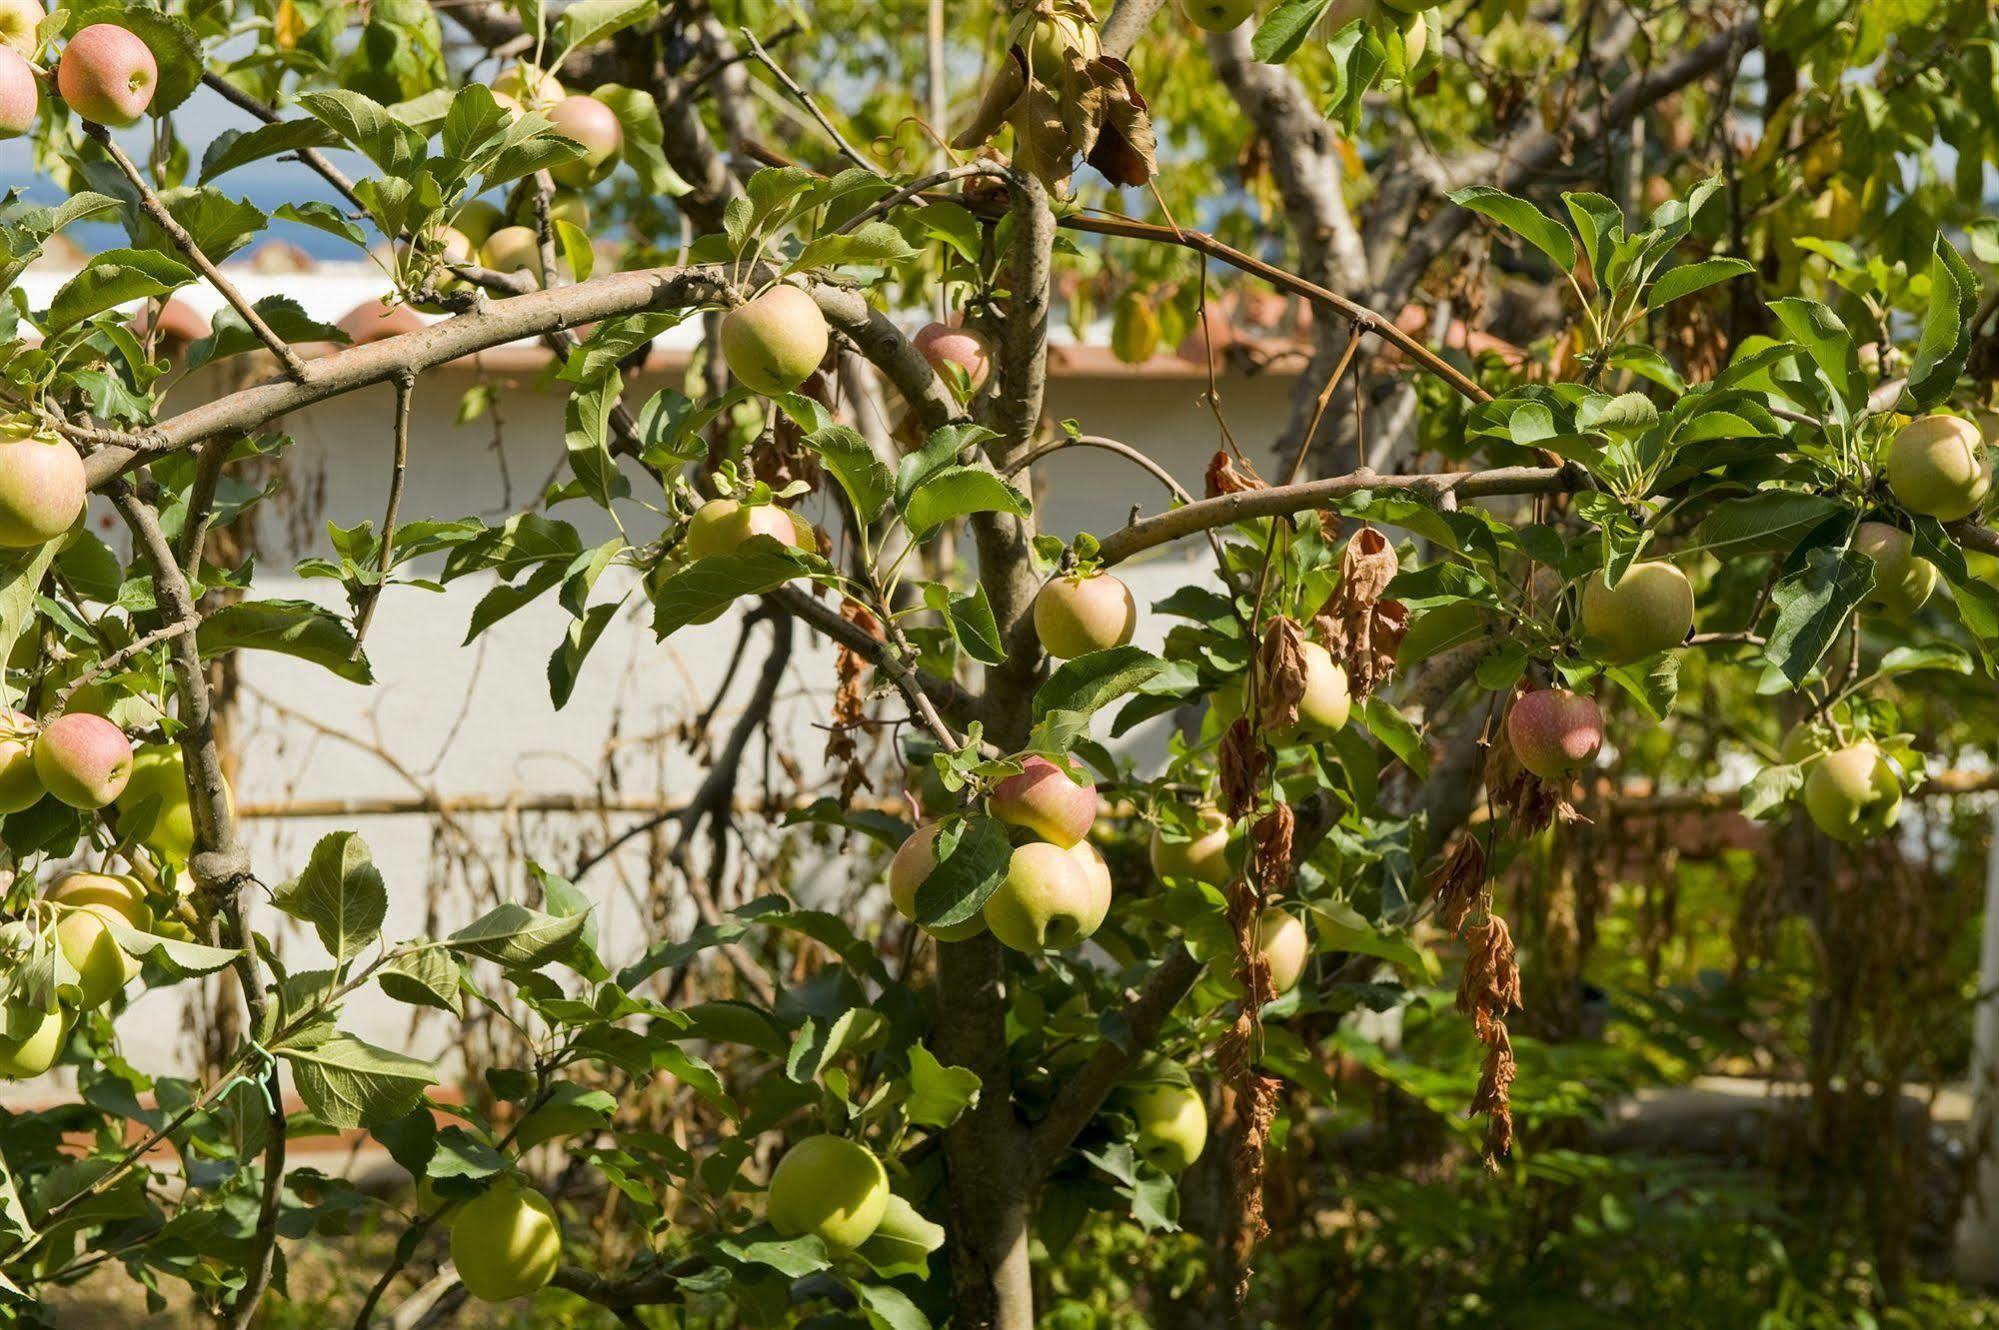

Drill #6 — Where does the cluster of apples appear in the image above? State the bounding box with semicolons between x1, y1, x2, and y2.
0;8;160;139
1509;411;1991;836
0;870;157;1078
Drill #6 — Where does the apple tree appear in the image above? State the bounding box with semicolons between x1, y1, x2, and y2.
1;0;1998;1326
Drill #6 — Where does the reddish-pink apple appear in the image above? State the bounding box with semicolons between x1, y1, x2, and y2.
988;755;1097;848
56;24;156;128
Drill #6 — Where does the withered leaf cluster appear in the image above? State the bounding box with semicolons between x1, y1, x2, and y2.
1315;527;1407;698
951;2;1156;192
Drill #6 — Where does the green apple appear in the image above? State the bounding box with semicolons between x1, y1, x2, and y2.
983;841;1103;952
887;823;988;942
720;286;830;396
1032;571;1137;660
684;498;813;560
0;427;85;549
117;743;233;866
1128;1082;1207;1173
1852;521;1936;619
1292;642;1350;734
1256;908;1309;995
450;1181;562;1301
1181;0;1255;31
1887;415;1991;521
54;904;139;1008
0;1003;64;1079
766;1135;889;1250
1803;743;1902;842
0;707;41;812
1580;560;1695;662
1148;804;1231;887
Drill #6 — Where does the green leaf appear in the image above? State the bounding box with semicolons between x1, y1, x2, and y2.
0;544;58;671
947;585;1005;665
197;599;374;685
1306;900;1437;980
593;85;691;198
552;0;657;58
272;832;388;965
97;919;241;978
275;201;369;249
905;1043;981;1129
1361;697;1427;778
1762;545;1875;685
378;946;461;1015
1689;491;1847;556
1447;185;1577;272
282;1033;436;1130
45;249;196;331
803;424;893;522
1905;235;1980;412
1769;297;1860;412
855;1281;933;1330
1032;646;1167;722
1645;257;1754;309
911;816;1013;932
1250;0;1334;62
201;119;340;184
447;903;589;970
651;547;817;639
297;90;425;176
857;1195;947;1279
187;295;348;371
563;372;630;510
902;467;1031;537
792;222;921;273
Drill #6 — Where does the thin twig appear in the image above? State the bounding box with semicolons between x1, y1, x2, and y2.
352;371;415;651
86;127;310;381
45;617;203;719
737;27;884;177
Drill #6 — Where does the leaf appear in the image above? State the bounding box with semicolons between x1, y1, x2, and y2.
45;249;196;331
857;1195;946;1279
905;1043;980;1128
551;0;655;59
447;903;589;970
947;585;1005;665
1361;697;1428;778
911;816;1013;932
593;85;690;198
97;919;241;978
379;947;461;1015
0;544;58;671
802;424;893;523
1447;186;1577;272
855;1282;933;1330
187;295;348;371
1905;235;1980;412
200;119;340;183
197;599;374;685
297;89;424;175
1762;545;1875;685
272;832;388;964
1689;492;1848;556
1769;297;1860;412
1306;900;1437;980
792;222;920;272
282;1034;435;1130
1032;646;1167;722
650;547;817;639
902;467;1031;537
1645;257;1754;309
1250;0;1334;62
894;424;998;508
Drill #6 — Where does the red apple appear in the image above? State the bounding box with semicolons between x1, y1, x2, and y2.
1032;571;1137;659
547;94;622;188
0;428;84;548
1505;688;1603;780
988;755;1097;848
56;24;157;128
914;322;993;394
684;498;812;560
0;45;37;138
33;712;132;809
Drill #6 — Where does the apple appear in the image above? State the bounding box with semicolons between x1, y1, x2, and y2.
857;1193;946;1270
1887;415;1991;521
983;841;1104;951
1580;560;1694;662
987;755;1097;848
1182;0;1256;31
1321;0;1371;27
1026;10;1099;75
1376;0;1438;11
56;24;157;128
479;225;543;282
0;0;41;57
1127;1083;1207;1173
0;427;85;548
1066;839;1115;938
1505;688;1604;780
1803;743;1902;842
1290;642;1351;734
547;95;622;188
684;498;813;560
492;64;564;114
54;903;139;1007
766;1135;889;1251
1852;521;1936;619
1148;805;1231;886
0;708;40;812
34;712;132;809
0;1003;64;1079
1256;908;1309;995
887;822;988;942
450;1181;562;1302
720;286;830;396
116;743;230;865
0;46;36;138
48;870;149;922
913;322;993;394
453;199;505;247
1032;571;1137;659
